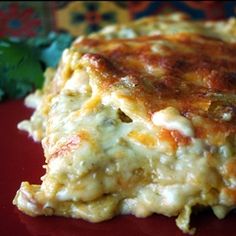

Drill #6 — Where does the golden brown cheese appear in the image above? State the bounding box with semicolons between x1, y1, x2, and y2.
75;34;236;116
14;13;236;235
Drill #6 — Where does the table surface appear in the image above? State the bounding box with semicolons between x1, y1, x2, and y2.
1;99;236;236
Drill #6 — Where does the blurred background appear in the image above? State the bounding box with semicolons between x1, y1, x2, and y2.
1;1;236;38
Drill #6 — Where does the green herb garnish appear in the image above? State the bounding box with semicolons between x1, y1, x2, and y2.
0;32;74;101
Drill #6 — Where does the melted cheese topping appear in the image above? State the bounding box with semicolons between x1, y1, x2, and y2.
152;107;194;137
14;13;236;234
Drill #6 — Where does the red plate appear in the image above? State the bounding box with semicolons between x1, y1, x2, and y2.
1;100;236;236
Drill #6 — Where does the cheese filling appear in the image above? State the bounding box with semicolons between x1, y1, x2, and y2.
13;13;236;235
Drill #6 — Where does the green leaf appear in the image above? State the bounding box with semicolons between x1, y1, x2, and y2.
0;88;4;101
0;39;44;100
0;40;27;67
40;33;73;67
0;32;74;101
